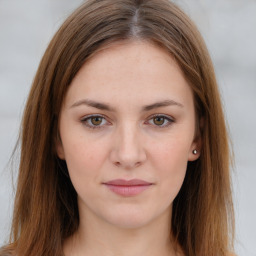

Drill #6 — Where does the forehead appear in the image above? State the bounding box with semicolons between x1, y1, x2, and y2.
78;40;181;80
64;40;193;109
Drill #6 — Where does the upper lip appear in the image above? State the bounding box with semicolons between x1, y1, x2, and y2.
103;179;153;186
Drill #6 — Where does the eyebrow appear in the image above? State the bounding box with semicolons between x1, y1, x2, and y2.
70;99;184;111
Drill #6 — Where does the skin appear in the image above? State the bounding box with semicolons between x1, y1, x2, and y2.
57;40;201;256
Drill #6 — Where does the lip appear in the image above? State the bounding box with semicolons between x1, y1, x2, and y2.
103;179;153;197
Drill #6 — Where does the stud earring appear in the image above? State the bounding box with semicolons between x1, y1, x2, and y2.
192;149;198;155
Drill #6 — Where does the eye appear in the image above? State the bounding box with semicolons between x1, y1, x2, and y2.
81;115;109;129
81;114;174;130
147;114;174;128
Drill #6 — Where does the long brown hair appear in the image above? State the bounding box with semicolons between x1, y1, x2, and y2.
1;0;234;255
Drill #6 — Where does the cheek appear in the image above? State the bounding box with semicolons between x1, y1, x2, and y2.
62;135;108;183
150;137;190;196
151;135;190;170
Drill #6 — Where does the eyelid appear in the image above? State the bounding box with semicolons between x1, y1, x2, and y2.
146;114;175;128
81;114;110;129
80;113;175;130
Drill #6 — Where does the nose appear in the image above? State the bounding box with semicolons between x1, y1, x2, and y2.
109;124;147;169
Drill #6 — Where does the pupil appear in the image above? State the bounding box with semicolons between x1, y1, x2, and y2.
92;117;102;125
154;117;164;125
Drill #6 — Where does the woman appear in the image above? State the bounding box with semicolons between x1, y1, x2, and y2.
0;0;235;255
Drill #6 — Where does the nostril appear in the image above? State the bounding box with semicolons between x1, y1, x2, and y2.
114;161;142;169
114;161;121;167
135;161;141;167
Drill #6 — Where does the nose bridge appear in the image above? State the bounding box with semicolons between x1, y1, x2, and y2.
120;122;139;152
110;120;146;169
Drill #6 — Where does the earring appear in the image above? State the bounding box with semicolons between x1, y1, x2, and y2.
192;149;198;155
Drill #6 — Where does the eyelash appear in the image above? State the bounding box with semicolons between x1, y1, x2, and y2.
81;114;174;130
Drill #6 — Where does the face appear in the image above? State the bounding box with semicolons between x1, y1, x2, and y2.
57;41;201;229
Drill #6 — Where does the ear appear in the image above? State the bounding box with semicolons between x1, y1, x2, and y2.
188;136;202;161
188;117;203;161
56;132;65;160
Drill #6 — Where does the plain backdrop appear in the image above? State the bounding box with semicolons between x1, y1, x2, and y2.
0;0;255;255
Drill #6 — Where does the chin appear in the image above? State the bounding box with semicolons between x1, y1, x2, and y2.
101;205;170;230
107;215;152;229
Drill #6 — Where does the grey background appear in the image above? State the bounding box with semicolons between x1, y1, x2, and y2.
0;0;255;255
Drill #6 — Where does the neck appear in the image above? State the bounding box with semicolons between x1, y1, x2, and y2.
64;205;182;256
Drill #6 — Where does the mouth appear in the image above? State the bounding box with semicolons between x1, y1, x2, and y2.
102;179;153;197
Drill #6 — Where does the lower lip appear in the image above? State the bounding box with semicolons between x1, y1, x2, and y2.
104;184;152;196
